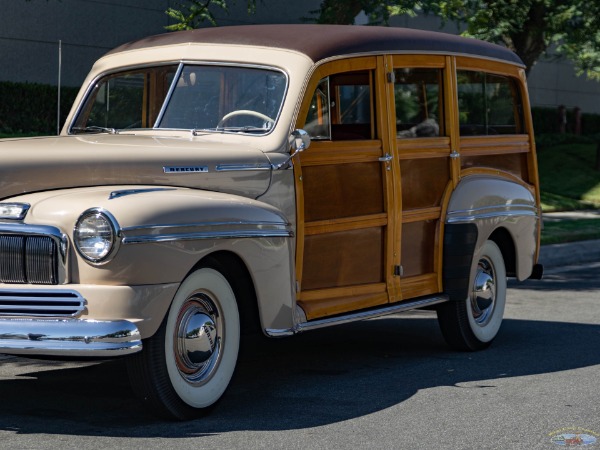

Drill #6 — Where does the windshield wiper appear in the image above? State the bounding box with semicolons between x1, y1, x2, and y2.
192;126;269;136
71;126;119;135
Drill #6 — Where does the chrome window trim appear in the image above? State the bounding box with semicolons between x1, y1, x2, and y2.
0;223;69;284
446;204;538;224
315;50;526;69
154;62;185;126
121;221;293;245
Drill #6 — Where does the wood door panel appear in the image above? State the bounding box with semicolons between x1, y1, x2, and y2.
302;162;384;222
302;227;384;291
400;220;437;277
400;157;450;210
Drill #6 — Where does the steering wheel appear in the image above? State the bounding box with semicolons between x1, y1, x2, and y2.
217;110;275;128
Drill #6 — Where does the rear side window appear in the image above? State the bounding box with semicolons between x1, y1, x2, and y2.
394;68;443;138
457;71;524;136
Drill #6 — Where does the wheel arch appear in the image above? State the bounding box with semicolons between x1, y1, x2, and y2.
488;227;516;278
189;250;262;335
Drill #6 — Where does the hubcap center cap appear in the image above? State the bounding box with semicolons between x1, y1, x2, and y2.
181;311;217;366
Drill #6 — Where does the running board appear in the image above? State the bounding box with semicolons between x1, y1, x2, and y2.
265;294;449;337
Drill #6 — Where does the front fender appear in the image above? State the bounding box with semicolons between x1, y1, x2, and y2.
12;186;292;284
10;185;297;333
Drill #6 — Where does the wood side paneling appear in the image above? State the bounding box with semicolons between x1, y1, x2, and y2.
302;162;384;222
400;157;450;210
299;291;388;320
302;227;384;291
461;153;529;181
401;220;437;277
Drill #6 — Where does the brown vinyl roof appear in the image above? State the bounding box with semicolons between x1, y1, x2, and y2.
107;24;523;66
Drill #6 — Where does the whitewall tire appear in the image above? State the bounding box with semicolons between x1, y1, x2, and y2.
127;266;240;420
437;240;507;351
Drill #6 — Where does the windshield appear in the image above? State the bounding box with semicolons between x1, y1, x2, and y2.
71;63;287;135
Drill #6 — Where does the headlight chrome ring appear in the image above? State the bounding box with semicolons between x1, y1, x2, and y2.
74;208;120;264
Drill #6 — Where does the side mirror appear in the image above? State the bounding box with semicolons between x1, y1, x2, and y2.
289;129;311;152
274;129;311;170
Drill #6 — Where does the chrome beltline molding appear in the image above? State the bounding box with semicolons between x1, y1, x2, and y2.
0;318;142;357
120;220;293;244
266;294;448;337
446;204;538;224
215;163;273;172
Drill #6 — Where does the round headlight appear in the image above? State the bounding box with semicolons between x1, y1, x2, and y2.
74;209;119;263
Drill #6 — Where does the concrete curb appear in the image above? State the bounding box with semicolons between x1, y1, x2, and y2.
539;239;600;268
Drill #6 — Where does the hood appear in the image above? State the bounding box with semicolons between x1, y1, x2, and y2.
0;134;274;200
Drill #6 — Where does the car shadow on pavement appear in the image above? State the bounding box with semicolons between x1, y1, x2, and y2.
0;312;598;437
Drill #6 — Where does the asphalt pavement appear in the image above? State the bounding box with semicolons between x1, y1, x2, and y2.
540;210;600;267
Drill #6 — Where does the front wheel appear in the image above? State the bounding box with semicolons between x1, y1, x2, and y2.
127;267;240;420
437;240;507;351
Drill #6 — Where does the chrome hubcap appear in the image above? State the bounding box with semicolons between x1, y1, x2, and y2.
470;258;496;327
174;293;222;385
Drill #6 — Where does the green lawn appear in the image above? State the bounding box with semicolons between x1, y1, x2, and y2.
538;142;600;211
541;218;600;245
537;141;600;244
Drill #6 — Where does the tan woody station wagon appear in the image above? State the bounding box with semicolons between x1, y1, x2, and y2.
0;25;543;419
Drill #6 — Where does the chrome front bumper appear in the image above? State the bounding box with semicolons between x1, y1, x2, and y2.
0;318;142;357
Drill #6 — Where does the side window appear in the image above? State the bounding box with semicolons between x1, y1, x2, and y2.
457;71;524;136
394;68;443;138
304;71;374;140
304;78;331;139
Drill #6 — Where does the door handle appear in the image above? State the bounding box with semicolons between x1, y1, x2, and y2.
378;153;393;162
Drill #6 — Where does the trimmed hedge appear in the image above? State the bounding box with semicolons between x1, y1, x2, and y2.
531;106;600;135
0;81;79;135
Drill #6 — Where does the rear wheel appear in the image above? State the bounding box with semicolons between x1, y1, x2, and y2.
437;240;507;351
127;267;240;420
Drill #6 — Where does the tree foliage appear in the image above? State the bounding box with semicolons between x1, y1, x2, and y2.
165;0;600;80
312;0;420;25
165;0;256;30
426;1;600;79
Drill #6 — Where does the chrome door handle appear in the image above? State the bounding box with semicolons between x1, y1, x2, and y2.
378;153;393;162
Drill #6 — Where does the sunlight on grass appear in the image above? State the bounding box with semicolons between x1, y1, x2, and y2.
541;218;600;245
538;143;600;211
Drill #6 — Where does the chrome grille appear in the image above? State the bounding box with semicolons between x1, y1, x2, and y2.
0;289;85;317
0;235;58;284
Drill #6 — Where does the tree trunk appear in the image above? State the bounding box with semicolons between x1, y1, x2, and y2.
316;0;364;24
509;3;548;74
